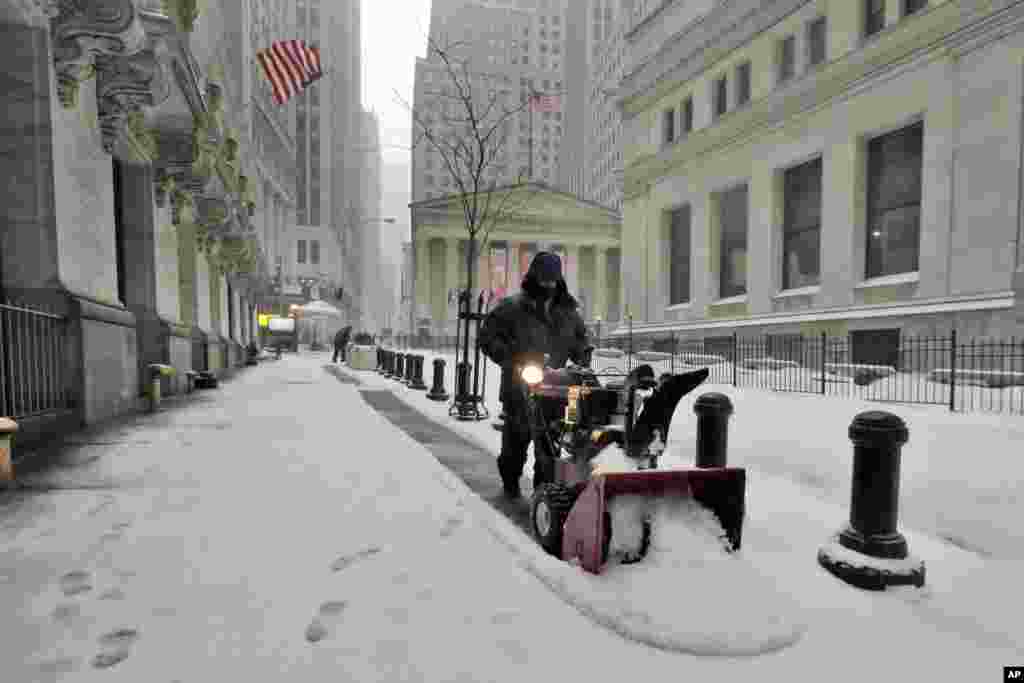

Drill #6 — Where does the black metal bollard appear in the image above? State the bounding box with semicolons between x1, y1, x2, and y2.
403;353;414;385
376;347;383;371
380;349;391;376
455;361;472;400
693;393;733;468
394;353;405;382
410;355;428;391
818;410;925;591
426;358;449;401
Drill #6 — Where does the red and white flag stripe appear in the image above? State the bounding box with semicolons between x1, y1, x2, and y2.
257;40;324;106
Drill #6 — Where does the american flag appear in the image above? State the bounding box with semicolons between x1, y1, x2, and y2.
529;93;560;113
257;40;323;106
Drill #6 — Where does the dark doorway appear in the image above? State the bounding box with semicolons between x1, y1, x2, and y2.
112;159;127;306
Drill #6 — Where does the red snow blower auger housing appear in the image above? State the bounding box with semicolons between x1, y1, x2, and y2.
518;353;746;574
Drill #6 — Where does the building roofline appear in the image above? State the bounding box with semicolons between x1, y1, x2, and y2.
407;181;622;219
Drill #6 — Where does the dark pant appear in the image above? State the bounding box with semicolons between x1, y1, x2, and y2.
332;344;346;363
498;396;556;489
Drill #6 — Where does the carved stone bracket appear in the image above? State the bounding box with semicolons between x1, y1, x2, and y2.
169;185;193;225
50;0;147;108
154;129;208;198
95;35;172;153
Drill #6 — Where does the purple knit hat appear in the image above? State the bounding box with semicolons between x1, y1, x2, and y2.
528;251;563;282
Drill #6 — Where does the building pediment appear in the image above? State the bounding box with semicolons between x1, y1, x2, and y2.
410;183;622;232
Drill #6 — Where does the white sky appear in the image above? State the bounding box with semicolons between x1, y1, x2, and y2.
361;0;432;168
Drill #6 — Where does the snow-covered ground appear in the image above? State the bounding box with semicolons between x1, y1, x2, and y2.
348;347;1024;673
0;351;1020;681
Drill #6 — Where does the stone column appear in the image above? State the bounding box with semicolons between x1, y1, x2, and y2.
593;246;608;321
747;164;776;315
565;243;581;298
820;140;859;308
115;159;169;398
446;237;460;335
415;236;431;325
507;240;522;291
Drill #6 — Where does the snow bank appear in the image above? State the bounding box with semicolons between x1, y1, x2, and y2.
484;494;806;657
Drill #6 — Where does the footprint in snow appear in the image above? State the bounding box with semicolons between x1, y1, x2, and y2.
92;628;139;669
305;601;348;643
39;656;79;674
60;570;92;597
440;515;463;538
330;546;382;572
52;602;81;621
99;587;126;601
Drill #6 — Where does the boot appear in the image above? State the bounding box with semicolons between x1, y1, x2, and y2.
502;478;521;499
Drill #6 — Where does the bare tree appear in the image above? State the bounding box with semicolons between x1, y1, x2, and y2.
396;36;546;320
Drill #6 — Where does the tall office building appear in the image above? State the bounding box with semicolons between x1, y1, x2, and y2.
277;0;368;328
412;0;571;203
584;0;631;212
357;109;385;332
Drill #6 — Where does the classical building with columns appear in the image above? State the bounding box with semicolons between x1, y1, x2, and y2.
0;0;295;444
408;183;622;337
617;0;1024;348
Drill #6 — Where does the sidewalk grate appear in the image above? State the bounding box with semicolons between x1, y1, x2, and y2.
357;389;534;536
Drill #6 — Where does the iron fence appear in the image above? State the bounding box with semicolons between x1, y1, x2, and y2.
595;330;1024;415
0;300;73;419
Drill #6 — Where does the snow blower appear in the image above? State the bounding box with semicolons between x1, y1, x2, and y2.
518;354;746;574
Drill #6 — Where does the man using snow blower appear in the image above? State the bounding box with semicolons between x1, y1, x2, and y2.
477;251;590;499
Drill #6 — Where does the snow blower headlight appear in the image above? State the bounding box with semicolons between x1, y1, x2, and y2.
521;364;544;386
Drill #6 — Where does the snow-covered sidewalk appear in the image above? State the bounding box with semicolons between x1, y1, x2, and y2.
0;351;1020;682
342;348;1024;675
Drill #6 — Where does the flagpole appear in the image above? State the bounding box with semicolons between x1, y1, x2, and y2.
528;93;534;181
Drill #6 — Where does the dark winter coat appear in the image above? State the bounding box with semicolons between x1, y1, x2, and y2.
333;326;352;349
477;274;589;402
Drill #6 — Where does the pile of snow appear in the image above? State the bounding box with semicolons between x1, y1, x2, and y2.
530;493;806;656
590;444;640;475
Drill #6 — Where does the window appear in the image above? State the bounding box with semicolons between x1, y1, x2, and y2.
777;35;796;83
297;240;307;264
850;329;901;370
718;185;748;298
807;17;827;67
714;76;728;118
669;205;691;304
735;61;751;106
310;240;320;265
903;0;927;15
681;96;693;134
782;157;823;290
865;0;885;37
663;107;675;145
866;121;924;278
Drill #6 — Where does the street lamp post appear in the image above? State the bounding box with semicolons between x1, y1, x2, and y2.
340;214;398;334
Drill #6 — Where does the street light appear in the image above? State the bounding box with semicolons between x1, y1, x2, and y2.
340;214;399;332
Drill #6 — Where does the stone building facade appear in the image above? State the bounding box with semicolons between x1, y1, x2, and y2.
409;183;623;336
0;0;295;443
617;0;1024;345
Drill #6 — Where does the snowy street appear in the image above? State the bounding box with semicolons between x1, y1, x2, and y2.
1;352;1022;681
